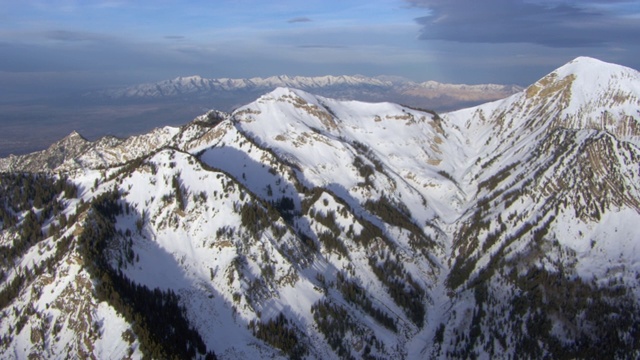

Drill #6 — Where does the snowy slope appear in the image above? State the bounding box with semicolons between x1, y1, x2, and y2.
1;56;639;359
433;57;640;358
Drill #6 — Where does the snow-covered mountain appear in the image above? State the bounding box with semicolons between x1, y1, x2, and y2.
95;75;390;97
0;75;520;158
1;56;639;359
87;74;522;111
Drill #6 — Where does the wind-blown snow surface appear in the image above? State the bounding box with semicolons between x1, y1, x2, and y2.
1;57;640;359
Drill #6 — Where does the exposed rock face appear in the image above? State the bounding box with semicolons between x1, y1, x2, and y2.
0;131;91;172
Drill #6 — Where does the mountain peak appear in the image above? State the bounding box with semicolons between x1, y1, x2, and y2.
524;56;639;125
274;86;313;96
175;75;203;81
553;56;636;78
257;86;320;105
64;130;87;141
567;55;605;65
446;56;640;159
52;131;90;150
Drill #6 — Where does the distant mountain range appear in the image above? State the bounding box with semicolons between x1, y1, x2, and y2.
86;74;523;112
1;57;639;359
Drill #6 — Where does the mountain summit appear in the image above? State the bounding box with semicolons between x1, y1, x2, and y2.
524;56;640;141
1;57;639;359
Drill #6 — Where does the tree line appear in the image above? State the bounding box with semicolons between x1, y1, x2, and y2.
78;190;217;360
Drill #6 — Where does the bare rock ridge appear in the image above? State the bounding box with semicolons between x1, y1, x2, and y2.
0;130;91;172
1;56;639;359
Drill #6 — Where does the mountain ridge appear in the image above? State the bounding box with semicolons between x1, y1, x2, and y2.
86;73;523;111
0;73;523;158
90;74;520;98
1;56;639;359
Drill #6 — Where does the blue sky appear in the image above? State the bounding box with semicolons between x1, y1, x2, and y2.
1;0;639;98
